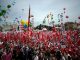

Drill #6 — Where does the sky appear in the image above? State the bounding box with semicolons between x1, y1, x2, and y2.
0;0;80;27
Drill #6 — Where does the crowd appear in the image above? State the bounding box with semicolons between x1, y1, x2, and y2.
0;28;80;60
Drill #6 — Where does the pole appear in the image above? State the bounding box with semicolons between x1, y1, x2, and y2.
28;5;30;28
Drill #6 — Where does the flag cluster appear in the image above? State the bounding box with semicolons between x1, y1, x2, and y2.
0;28;80;54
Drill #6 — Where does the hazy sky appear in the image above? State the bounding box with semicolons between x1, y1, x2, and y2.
0;0;80;26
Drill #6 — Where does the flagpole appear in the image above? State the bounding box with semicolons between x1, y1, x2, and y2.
28;5;30;29
28;5;31;44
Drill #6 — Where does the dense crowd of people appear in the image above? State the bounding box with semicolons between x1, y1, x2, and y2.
0;42;79;60
0;28;80;60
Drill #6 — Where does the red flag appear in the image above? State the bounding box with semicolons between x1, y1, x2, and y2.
67;35;73;45
77;40;80;46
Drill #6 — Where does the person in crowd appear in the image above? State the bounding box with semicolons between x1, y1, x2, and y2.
5;50;12;60
55;50;62;60
12;46;17;60
0;48;3;60
1;50;6;60
67;53;72;60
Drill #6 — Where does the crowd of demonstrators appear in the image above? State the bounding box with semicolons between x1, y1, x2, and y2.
0;28;80;60
0;41;80;60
